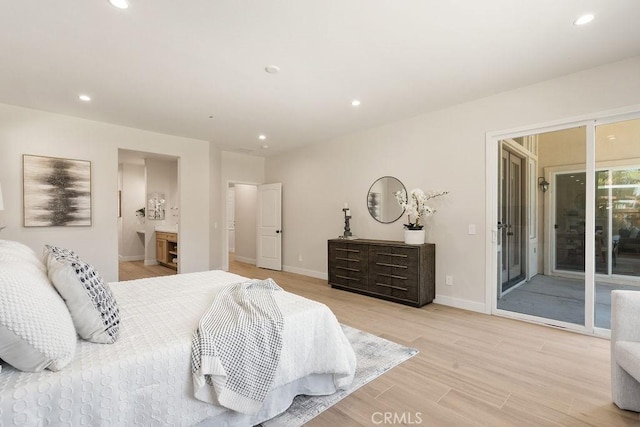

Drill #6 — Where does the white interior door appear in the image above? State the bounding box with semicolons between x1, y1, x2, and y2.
257;183;282;270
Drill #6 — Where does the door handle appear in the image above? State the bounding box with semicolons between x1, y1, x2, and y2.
507;232;514;236
276;230;282;234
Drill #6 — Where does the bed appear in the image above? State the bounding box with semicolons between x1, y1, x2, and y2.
0;240;356;426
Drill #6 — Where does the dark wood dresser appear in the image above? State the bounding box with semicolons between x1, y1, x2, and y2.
328;238;435;307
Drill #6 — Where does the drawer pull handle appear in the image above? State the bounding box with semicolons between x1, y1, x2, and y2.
377;252;408;258
378;273;407;280
336;275;360;282
375;282;408;291
376;262;408;269
336;257;359;262
336;248;360;253
336;266;360;272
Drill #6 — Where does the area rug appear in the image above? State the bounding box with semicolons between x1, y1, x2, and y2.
260;324;419;427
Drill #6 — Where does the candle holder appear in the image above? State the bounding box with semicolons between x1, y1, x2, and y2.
340;207;355;239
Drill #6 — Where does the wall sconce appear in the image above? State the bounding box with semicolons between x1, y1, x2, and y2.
538;177;549;193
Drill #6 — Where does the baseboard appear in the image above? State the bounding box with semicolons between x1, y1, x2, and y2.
234;256;256;265
282;265;327;280
433;295;486;313
275;266;483;312
144;260;158;266
119;255;145;262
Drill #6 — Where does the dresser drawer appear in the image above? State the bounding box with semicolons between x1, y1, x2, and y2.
369;245;419;302
328;241;368;290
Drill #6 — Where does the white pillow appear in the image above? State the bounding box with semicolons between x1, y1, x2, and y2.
0;260;77;372
44;245;120;344
0;239;47;273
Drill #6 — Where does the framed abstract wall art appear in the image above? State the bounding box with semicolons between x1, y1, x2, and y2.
23;154;92;227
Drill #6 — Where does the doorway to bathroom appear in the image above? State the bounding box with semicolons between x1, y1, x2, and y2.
117;149;179;281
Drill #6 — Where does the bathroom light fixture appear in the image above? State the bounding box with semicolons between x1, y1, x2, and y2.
351;100;361;107
574;14;594;26
109;0;129;9
78;94;91;102
538;177;550;193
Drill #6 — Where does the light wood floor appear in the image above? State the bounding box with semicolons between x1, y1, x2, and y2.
118;260;176;281
119;259;640;426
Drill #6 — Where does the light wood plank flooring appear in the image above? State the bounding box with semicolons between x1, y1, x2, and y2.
119;259;640;426
118;260;176;281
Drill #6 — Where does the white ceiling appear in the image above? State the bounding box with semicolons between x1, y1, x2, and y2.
2;1;640;156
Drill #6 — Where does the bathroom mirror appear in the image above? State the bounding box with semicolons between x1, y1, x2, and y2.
367;176;406;224
147;192;166;220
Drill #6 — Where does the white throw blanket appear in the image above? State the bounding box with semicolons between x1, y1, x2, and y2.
191;278;284;415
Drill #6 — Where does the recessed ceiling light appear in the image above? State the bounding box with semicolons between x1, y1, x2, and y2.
265;65;280;74
351;100;361;107
261;144;269;149
109;0;129;9
574;14;594;26
259;135;266;140
78;94;91;102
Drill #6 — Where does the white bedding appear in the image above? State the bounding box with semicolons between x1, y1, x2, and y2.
0;270;356;426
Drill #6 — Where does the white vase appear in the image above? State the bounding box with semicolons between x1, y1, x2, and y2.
404;229;425;245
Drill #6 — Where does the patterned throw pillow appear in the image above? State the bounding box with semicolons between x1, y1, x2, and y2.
0;241;77;372
44;245;120;344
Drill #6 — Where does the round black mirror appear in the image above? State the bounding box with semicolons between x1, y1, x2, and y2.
367;176;406;224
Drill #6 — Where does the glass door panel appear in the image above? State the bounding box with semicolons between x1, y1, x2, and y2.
497;127;586;328
594;118;640;329
555;172;586;273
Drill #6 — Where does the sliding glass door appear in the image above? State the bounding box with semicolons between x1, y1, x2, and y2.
493;115;640;334
594;118;640;329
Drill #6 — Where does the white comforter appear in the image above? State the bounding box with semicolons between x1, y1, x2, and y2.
0;270;356;426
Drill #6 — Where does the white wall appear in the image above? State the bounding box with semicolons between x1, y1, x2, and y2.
266;56;640;312
0;103;211;282
119;163;145;261
233;184;257;263
209;144;223;270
